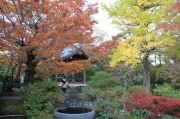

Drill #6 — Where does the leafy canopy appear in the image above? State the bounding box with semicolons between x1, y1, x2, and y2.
103;0;176;67
0;0;98;79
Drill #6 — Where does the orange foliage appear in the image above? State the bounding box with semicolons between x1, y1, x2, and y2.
88;34;120;62
0;0;98;79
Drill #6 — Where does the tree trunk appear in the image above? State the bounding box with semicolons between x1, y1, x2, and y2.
5;63;12;78
142;54;151;92
24;50;38;84
159;54;162;65
155;54;157;66
83;70;86;84
15;63;22;81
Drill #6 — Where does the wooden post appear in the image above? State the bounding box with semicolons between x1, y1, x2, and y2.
55;74;58;82
83;70;86;84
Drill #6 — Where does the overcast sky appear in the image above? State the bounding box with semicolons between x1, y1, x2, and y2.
88;0;120;38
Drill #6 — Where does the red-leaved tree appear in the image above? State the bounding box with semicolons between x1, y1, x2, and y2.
0;0;97;83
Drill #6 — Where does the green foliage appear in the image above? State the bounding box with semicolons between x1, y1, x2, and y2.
153;84;180;99
156;114;179;119
105;0;176;91
82;91;98;102
82;86;149;119
132;109;151;118
18;81;64;118
0;100;24;115
94;61;106;71
0;67;7;78
94;98;122;119
128;85;148;94
88;71;119;89
105;0;175;68
32;112;54;119
86;67;96;81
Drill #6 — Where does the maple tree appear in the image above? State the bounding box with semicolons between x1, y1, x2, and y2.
158;1;180;63
158;2;180;34
89;33;121;65
158;2;180;85
34;0;39;2
89;38;118;63
126;93;180;118
0;0;97;83
104;0;176;91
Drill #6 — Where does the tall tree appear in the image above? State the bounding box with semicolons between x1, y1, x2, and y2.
104;0;176;91
158;1;180;63
0;0;97;83
158;2;180;84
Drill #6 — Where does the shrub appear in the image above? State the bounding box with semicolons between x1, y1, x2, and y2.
132;109;151;118
126;93;180;118
18;81;64;118
88;71;119;89
82;87;124;118
81;87;141;119
153;84;180;99
93;98;122;119
128;85;148;94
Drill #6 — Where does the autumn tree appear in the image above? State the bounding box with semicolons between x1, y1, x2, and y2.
0;0;97;83
158;2;180;84
87;33;119;72
104;0;176;91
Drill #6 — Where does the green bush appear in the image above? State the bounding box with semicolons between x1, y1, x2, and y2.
86;67;96;81
153;84;180;99
81;87;140;119
132;109;151;118
93;98;122;119
88;71;119;89
18;81;64;118
33;112;54;119
128;85;148;94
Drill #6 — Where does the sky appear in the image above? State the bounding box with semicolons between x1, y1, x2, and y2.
88;0;120;38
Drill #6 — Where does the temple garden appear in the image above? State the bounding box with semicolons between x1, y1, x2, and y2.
0;0;180;119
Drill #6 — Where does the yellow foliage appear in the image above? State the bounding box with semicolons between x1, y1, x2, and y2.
106;0;176;68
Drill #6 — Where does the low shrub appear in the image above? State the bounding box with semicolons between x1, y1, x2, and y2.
93;98;122;119
88;71;119;89
18;81;64;118
126;93;180;118
81;87;142;119
132;109;151;118
33;112;54;119
153;84;180;99
128;85;148;94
